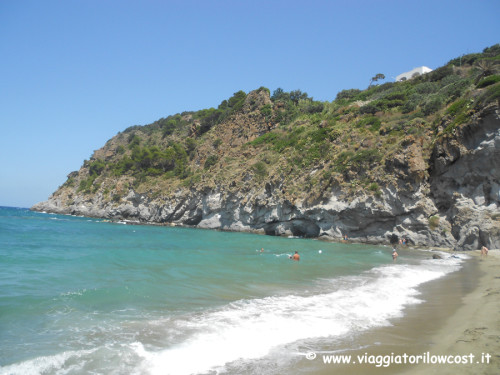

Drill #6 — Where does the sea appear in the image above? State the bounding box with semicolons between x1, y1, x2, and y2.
0;206;469;375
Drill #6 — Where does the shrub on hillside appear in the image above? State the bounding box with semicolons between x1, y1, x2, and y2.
260;104;272;120
252;162;268;179
422;96;444;115
438;76;471;102
429;216;439;230
336;88;362;101
162;119;179;136
357;116;381;132
204;155;218;169
359;103;378;115
427;65;454;82
477;75;500;88
415;82;439;94
304;101;324;114
88;159;106;176
448;53;482;67
128;134;141;149
474;83;500;108
446;99;466;116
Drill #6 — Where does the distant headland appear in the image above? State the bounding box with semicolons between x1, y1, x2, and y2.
32;44;500;250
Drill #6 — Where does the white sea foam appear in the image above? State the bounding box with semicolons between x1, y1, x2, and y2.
2;255;464;375
140;255;464;375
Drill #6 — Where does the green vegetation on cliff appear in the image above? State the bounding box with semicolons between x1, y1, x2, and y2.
62;44;500;204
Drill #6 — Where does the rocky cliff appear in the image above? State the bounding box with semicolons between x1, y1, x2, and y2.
32;49;500;250
32;103;500;250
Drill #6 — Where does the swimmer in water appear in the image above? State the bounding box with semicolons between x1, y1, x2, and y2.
392;247;398;262
290;251;300;261
481;246;489;256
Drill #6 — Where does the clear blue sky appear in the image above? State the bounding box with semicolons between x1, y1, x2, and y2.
1;0;498;208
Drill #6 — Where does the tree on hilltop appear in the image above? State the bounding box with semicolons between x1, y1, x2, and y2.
271;88;290;102
369;73;385;88
271;88;309;105
289;90;309;106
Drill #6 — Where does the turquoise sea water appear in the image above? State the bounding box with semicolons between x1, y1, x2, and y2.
0;207;467;375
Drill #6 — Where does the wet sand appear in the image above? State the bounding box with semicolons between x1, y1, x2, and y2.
297;249;499;375
402;250;500;375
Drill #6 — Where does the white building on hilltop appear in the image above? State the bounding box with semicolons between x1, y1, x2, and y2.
396;66;433;81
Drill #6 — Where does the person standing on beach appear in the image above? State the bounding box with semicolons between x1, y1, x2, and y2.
291;251;300;261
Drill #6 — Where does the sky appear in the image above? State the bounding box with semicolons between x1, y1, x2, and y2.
0;0;499;208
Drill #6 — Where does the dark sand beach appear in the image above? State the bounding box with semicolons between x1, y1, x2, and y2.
402;250;500;375
297;249;499;375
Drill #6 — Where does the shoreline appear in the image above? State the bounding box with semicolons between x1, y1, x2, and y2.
402;249;500;375
294;248;499;375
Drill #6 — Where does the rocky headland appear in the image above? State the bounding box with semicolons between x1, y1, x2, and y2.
32;47;500;250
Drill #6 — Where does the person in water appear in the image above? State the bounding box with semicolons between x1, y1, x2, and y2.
481;246;489;256
392;247;398;262
291;251;300;261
